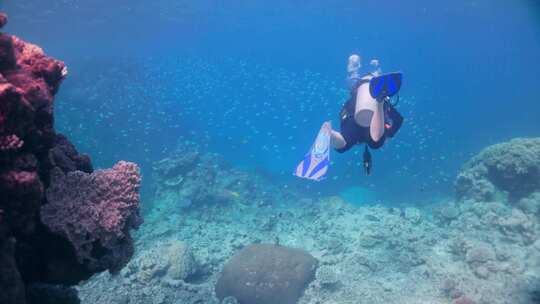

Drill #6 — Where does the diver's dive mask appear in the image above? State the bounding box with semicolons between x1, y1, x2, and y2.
363;145;372;176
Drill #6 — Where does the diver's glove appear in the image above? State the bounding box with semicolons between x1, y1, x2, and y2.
376;96;390;104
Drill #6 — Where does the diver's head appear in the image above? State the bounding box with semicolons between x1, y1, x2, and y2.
347;54;361;74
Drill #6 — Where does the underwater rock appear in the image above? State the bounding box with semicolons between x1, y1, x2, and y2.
0;33;15;69
0;236;26;304
0;13;7;28
215;244;318;304
42;161;142;273
456;138;540;202
26;284;80;304
47;134;92;174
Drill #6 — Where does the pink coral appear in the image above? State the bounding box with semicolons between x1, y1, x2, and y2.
453;296;476;304
0;33;65;154
41;161;142;272
0;134;23;151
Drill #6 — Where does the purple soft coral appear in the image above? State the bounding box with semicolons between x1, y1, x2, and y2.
41;161;143;272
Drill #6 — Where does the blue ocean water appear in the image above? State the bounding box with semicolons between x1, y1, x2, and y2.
2;0;539;204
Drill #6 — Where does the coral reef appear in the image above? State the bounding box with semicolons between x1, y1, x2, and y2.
152;142;300;209
215;244;318;304
456;138;540;202
0;12;141;304
78;142;540;304
78;239;208;304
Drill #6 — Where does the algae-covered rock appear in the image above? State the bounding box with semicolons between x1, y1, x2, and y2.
215;244;318;304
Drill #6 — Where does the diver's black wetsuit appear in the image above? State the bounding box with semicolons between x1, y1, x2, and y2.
335;81;403;153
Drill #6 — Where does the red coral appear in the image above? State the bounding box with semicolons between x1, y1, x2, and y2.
0;34;65;149
41;161;142;272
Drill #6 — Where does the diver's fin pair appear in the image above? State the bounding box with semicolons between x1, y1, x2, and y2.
369;72;402;100
294;121;331;181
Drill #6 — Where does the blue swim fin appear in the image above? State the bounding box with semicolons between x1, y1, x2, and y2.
294;121;331;181
369;72;402;99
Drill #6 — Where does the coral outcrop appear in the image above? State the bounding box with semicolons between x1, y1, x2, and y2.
121;239;197;284
42;161;142;273
215;244;318;304
0;12;142;304
456;138;540;202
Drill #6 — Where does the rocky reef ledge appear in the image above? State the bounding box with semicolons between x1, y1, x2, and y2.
0;13;142;304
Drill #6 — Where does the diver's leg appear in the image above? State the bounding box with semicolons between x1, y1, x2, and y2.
369;100;385;142
330;130;346;149
353;88;385;142
353;84;376;128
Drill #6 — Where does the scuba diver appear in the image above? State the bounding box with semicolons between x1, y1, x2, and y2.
330;54;403;175
294;54;403;181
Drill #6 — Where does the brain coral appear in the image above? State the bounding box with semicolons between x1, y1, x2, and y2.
455;138;540;202
41;161;142;272
215;244;318;304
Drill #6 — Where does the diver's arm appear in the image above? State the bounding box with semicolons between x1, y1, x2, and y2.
369;101;385;142
386;105;403;138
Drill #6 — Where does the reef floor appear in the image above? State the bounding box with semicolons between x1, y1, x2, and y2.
77;146;540;304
